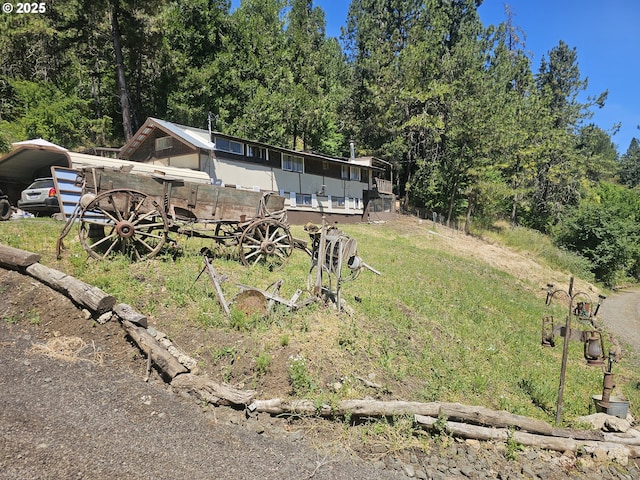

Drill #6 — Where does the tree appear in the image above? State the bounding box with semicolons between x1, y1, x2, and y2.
618;138;640;187
162;0;232;128
553;182;640;286
0;79;108;149
343;0;422;160
525;40;608;230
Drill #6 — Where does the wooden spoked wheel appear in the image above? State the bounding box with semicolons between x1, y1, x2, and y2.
214;220;240;247
79;189;168;261
238;218;293;269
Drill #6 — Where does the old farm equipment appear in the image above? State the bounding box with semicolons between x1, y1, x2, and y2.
305;220;381;310
55;167;293;268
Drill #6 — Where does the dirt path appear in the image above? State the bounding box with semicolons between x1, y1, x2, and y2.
599;288;640;364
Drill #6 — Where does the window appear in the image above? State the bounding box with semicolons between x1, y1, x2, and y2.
248;145;266;159
341;165;361;181
214;137;244;155
296;194;312;206
282;154;304;173
155;136;172;151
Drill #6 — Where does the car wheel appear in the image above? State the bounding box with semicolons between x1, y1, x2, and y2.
0;198;11;221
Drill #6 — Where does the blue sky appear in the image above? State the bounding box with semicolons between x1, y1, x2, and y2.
232;1;640;154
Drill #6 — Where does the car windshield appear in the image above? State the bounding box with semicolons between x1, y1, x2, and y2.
28;179;54;189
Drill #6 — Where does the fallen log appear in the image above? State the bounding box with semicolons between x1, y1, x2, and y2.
248;399;554;436
171;373;256;407
121;320;187;380
0;244;41;269
25;263;115;314
414;414;640;460
438;403;554;436
248;398;614;444
113;303;148;328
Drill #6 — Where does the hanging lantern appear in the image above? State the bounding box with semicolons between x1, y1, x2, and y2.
583;330;605;366
541;316;555;347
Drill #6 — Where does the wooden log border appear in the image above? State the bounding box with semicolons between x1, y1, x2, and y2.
1;243;638;461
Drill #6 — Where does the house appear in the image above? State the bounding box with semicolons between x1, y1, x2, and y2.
118;117;395;224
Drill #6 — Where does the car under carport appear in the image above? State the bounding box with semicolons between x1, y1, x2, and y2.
0;140;72;206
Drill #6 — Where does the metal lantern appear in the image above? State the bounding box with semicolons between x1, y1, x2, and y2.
541;316;555;347
583;330;605;366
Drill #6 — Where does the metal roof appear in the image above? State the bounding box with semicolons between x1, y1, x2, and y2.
0;145;71;183
121;117;388;172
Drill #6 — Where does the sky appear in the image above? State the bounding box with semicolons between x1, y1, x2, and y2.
231;1;640;155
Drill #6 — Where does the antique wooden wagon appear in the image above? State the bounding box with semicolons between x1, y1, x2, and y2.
55;166;293;268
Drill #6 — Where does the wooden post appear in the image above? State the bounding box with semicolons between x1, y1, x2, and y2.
203;256;230;316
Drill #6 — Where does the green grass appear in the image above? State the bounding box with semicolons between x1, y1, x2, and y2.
2;216;638;427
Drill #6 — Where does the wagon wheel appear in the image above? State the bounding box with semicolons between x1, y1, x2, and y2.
78;189;169;261
214;220;240;247
238;218;293;269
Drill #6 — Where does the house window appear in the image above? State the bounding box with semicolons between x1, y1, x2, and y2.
155;136;172;152
248;145;266;159
296;194;312;206
282;154;304;173
341;165;361;181
214;137;244;155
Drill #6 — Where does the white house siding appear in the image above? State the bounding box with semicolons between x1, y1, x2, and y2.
148;153;199;170
212;158;274;190
208;157;365;214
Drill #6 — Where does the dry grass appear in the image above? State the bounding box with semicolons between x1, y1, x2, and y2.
31;336;105;365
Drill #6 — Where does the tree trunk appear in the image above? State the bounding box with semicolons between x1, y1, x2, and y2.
446;178;457;227
110;1;133;142
464;189;474;235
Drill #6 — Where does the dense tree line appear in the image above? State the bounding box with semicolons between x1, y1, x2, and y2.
1;0;639;285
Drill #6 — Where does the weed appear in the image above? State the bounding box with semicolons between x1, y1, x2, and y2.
27;309;41;326
279;334;290;347
288;354;316;396
432;414;451;445
3;314;19;324
210;346;236;363
505;428;525;460
255;352;271;376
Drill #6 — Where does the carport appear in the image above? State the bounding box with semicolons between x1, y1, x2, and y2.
0;141;72;205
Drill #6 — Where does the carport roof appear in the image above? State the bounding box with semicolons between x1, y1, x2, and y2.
0;144;72;183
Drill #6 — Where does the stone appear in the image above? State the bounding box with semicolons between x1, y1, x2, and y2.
521;463;536;478
460;465;475;477
96;311;112;324
604;415;631;433
593;447;608;462
402;463;415;478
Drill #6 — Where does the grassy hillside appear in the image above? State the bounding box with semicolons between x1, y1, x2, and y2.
1;215;638;426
